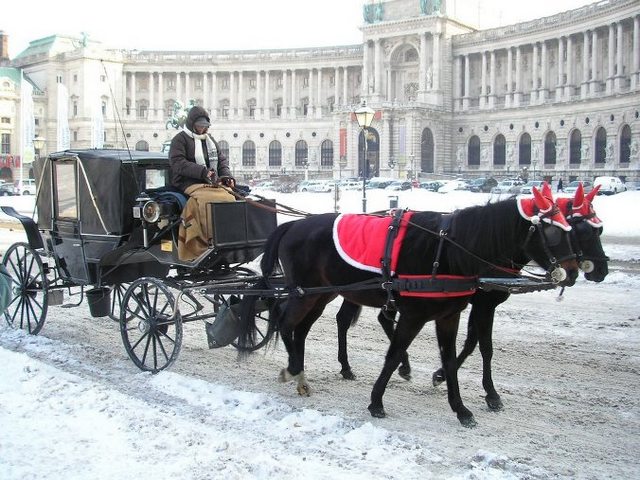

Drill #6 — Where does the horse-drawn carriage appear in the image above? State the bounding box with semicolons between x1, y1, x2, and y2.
1;149;278;372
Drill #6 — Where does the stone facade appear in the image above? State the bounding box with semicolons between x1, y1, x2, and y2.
4;0;640;183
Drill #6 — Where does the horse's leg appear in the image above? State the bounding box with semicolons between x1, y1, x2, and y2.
369;314;425;419
376;309;412;380
474;302;503;411
432;311;478;386
435;313;477;428
336;300;361;380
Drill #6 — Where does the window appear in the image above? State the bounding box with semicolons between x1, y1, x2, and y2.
73;131;78;141
519;133;531;165
276;102;282;117
493;134;506;166
1;134;10;154
249;79;257;89
320;140;333;167
73;102;78;117
242;140;256;167
620;124;631;164
168;79;175;89
570;130;581;164
295;140;308;166
222;78;230;89
468;136;480;166
544;131;556;165
135;140;149;151
100;75;106;82
56;75;63;83
421;128;434;173
594;127;606;164
269;141;282;167
1;117;9;124
102;101;107;116
218;140;229;161
73;74;78;82
55;162;77;219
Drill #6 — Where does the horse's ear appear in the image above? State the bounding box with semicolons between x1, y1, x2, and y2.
532;186;552;212
573;182;585;208
586;184;600;201
541;182;554;202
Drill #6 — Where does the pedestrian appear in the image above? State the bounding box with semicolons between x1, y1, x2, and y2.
557;178;564;192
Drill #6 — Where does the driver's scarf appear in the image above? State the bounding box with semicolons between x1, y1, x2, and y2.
183;127;218;170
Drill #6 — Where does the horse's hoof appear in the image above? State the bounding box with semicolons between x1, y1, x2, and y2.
432;369;445;386
297;383;311;397
368;404;386;418
341;369;356;380
486;395;504;411
278;368;292;383
398;365;412;381
458;414;477;428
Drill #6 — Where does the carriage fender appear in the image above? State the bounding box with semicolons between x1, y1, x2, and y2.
0;206;44;250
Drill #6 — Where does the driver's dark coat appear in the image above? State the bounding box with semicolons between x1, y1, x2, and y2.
169;106;230;192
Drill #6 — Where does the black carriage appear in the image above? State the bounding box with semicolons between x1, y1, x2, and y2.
1;149;278;372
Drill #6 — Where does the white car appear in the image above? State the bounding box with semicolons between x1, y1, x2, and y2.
593;176;626;195
14;179;37;195
519;180;544;194
298;180;333;192
491;180;522;194
437;180;467;193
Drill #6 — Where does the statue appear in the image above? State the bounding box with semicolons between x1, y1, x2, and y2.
581;143;590;159
426;66;433;90
557;143;565;160
432;0;442;14
532;143;540;161
605;142;614;161
506;144;514;161
165;99;196;130
420;0;430;15
630;139;639;159
456;145;464;163
481;147;488;163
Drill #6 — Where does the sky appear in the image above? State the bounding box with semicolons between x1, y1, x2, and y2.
2;0;596;59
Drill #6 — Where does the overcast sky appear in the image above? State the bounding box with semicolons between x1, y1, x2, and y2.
2;0;595;59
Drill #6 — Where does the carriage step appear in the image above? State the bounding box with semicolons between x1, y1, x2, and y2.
48;290;64;306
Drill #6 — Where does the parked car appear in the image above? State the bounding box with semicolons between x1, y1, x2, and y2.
519;180;545;195
437;179;467;193
298;180;333;192
419;180;445;192
467;177;498;193
14;179;37;195
366;178;395;189
593;176;626;195
385;181;412;191
564;180;593;194
491;179;523;194
623;181;638;191
0;183;15;196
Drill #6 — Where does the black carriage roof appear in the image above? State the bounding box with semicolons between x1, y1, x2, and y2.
49;148;168;165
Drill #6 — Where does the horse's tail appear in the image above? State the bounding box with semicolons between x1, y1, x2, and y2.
336;299;362;328
260;221;296;278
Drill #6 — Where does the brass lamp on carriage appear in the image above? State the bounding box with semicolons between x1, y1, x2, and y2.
354;101;375;213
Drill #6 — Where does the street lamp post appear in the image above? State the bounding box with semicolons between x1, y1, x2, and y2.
355;101;375;213
388;158;396;178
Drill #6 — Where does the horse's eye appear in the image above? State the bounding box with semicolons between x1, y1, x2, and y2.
542;225;562;247
574;221;595;240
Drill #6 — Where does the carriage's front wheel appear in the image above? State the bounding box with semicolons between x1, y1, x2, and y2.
109;282;138;322
231;296;276;352
2;242;48;334
120;278;182;372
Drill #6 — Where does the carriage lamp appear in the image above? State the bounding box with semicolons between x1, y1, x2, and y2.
354;101;376;213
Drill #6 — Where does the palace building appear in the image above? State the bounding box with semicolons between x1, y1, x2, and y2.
1;0;639;184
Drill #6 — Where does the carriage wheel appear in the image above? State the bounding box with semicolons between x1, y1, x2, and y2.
109;282;138;322
120;278;182;373
231;296;275;352
2;242;48;335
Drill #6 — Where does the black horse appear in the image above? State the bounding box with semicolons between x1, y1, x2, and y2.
239;191;580;427
335;183;609;412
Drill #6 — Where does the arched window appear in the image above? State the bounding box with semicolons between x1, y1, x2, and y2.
544;131;557;165
242;140;256;167
421;128;434;173
218;140;229;162
519;133;531;166
569;130;581;164
268;140;282;167
620;124;631;164
493;134;506;166
468;135;480;166
594;127;606;164
320;139;333;167
295;140;308;166
135;140;149;151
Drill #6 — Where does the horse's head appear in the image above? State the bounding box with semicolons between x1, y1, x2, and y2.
517;183;580;286
556;183;609;282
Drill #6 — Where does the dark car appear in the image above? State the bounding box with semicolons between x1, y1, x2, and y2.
468;177;497;193
0;183;15;196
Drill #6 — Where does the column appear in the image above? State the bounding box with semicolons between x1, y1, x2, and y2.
130;72;136;118
432;32;440;91
514;47;522;106
290;69;297;118
531;43;538;105
157;72;164;120
506;48;513;108
488;50;496;108
607;23;615;93
615;21;624;91
362;41;370;96
316;68;323;118
374;39;382;97
463;54;470;110
556;38;564;101
480;51;487;108
176;72;182;104
237;71;244;119
342;67;349;105
203;73;209;113
454;56;462;109
264;70;271;119
419;33;427;92
282;70;289;116
633;16;640;89
185;72;191;103
230;72;236;117
581;31;589;98
334;67;340;106
590;29;598;95
211;72;217;119
148;72;155;120
565;35;574;98
540;41;548;102
308;69;315;116
256;71;263;120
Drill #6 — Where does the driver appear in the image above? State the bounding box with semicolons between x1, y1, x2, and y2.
169;106;236;261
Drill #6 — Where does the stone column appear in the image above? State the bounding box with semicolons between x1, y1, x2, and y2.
432;32;440;91
506;48;513;108
615;21;624;91
480;51;487;108
148;72;155;120
211;72;217;119
230;72;237;118
455;55;463;109
463;54;470;110
282;70;289;116
317;67;323;118
176;72;182;105
581;31;590;98
291;69;297;118
488;50;496;108
590;29;599;95
419;33;427;92
540;42;548;102
334;67;340;106
308;69;315;116
130;72;136;118
264;70;271;119
633;16;640;89
607;23;616;93
565;35;574;98
157;72;164;120
343;67;349;106
237;71;244;119
374;39;383;98
256;71;263;120
202;73;209;113
514;47;522;106
531;43;538;105
185;72;191;103
362;41;370;96
556;38;564;101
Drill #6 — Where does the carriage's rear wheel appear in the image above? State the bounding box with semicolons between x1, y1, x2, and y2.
120;278;182;373
2;242;48;335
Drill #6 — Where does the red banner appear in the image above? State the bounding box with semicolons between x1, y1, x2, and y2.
339;128;347;157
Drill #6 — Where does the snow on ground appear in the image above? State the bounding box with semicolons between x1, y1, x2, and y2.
0;189;639;479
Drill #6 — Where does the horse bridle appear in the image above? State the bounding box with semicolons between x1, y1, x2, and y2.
566;213;609;272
